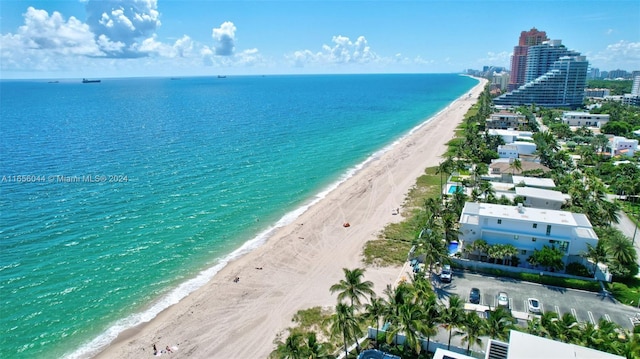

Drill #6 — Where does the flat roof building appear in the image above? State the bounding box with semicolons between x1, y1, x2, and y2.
562;111;609;128
459;202;598;268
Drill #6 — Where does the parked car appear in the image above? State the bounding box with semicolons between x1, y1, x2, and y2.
528;298;541;314
469;288;481;304
440;264;452;283
497;292;509;308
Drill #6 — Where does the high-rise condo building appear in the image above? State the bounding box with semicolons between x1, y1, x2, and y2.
495;40;588;109
508;28;548;91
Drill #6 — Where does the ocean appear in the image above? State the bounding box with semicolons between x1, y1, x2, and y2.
0;74;477;358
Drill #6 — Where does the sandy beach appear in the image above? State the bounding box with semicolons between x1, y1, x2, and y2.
94;77;487;359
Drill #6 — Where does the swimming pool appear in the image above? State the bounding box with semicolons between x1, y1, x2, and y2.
448;185;461;194
448;241;459;255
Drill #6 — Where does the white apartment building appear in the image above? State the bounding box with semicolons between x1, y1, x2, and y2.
561;111;610;128
459;202;598;267
610;136;638;156
497;142;537;159
497;144;519;159
487;129;533;144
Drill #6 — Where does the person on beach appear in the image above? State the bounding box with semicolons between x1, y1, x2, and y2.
166;346;173;353
152;344;157;355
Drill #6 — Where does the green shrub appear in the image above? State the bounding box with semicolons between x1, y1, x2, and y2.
565;262;592;278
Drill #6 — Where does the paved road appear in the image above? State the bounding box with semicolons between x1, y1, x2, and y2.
429;270;640;330
613;210;640;265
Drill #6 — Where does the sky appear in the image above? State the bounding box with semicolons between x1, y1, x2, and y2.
0;0;638;79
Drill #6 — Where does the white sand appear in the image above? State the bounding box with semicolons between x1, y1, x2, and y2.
94;77;487;358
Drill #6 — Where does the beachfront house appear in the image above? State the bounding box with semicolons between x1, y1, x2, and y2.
561;111;610;128
485;111;527;130
487;129;533;144
458;202;598;268
497;142;537;159
489;158;550;181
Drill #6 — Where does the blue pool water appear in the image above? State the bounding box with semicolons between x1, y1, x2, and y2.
448;241;459;255
448;185;460;194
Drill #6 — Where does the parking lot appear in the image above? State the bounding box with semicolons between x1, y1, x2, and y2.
429;269;640;329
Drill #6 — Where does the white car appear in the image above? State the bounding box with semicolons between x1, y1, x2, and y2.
497;292;509;308
528;298;542;314
440;264;452;283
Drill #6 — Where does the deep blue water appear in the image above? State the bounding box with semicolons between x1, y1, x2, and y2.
0;74;476;358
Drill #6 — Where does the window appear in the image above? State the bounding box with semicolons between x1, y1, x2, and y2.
558;241;569;252
533;223;537;229
546;225;551;236
497;219;502;224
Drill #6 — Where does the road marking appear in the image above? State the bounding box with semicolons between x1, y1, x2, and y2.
509;298;513;311
540;302;544;313
555;305;561;317
571;308;578;321
587;311;595;325
524;299;528;313
605;314;612;322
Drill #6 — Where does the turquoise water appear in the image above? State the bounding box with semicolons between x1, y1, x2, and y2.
448;185;461;194
0;74;477;358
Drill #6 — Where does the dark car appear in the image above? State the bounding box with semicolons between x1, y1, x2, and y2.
469;288;481;304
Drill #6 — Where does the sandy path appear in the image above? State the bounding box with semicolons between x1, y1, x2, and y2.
94;77;487;359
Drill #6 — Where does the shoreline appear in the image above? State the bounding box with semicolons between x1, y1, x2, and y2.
90;77;488;359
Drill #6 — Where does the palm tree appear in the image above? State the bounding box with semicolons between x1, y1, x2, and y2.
440;295;466;350
526;315;548;338
539;311;559;339
509;158;523;176
583;242;608;276
577;322;604;350
418;228;448;275
364;296;386;348
420;291;440;352
273;331;305;359
601;200;621;225
330;268;375;311
385;303;425;355
326;303;360;358
455;311;486;355
304;332;333;359
554;313;580;343
382;283;414;346
604;234;637;268
623;332;640;359
441;209;460;244
437;157;455;204
485;307;516;341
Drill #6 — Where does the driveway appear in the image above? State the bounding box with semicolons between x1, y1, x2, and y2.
430;270;640;330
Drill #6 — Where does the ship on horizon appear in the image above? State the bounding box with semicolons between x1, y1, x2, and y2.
82;78;101;83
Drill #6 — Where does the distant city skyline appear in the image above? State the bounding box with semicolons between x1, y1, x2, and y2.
0;0;638;79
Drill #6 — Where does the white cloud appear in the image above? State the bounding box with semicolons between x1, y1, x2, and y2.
85;0;161;57
590;40;640;69
212;21;236;56
476;51;510;68
173;35;193;58
15;7;102;56
288;35;378;67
